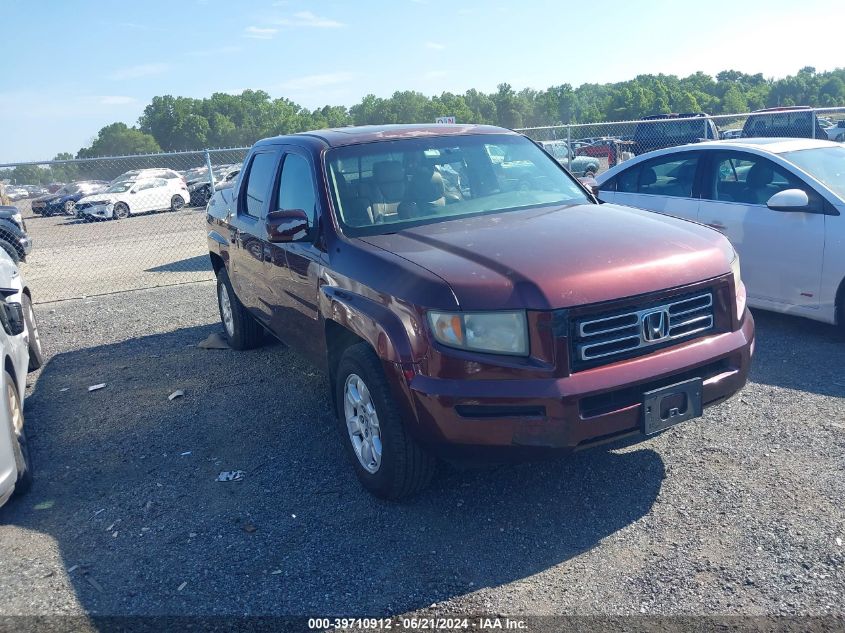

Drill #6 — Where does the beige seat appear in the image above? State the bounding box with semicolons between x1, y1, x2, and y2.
368;161;406;222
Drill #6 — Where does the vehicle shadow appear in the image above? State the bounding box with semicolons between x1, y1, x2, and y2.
748;308;845;398
2;324;664;616
145;255;211;274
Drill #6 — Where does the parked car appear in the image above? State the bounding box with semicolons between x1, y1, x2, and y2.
741;106;828;140
76;177;190;220
0;249;44;507
4;187;28;202
596;138;845;326
189;165;240;206
46;183;64;194
721;129;742;140
31;181;109;216
576;137;636;168
109;168;184;186
825;121;845;142
0;206;32;264
206;123;753;499
632;113;719;156
539;140;601;177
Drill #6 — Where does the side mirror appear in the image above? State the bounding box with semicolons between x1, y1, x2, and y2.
266;209;310;243
766;188;812;212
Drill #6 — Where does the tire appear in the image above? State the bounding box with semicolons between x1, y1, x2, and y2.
63;200;75;215
170;195;185;212
216;269;263;350
334;342;436;499
22;294;43;372
5;370;32;496
0;240;20;265
113;202;129;220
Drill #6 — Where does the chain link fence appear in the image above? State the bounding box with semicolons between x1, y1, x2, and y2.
517;106;845;177
0;107;843;305
0;148;248;303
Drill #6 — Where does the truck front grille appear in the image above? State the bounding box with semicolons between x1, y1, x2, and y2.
572;292;714;369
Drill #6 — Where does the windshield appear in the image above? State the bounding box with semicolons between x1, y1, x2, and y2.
782;146;845;199
327;134;590;236
107;181;133;193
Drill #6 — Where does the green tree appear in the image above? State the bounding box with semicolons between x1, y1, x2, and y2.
77;123;161;158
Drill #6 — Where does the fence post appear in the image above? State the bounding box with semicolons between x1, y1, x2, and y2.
566;125;572;171
205;150;216;196
811;110;816;139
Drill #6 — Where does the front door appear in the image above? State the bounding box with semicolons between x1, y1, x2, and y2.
699;151;825;308
228;150;280;322
264;149;325;366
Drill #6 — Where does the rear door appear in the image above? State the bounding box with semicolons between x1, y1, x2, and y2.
699;150;825;308
228;149;281;322
130;179;159;213
600;151;702;222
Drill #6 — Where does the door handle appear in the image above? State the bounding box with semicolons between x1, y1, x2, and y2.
705;221;726;231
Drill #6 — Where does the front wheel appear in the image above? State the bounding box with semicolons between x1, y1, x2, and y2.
170;195;185;212
216;269;263;350
5;370;32;496
335;343;436;499
64;200;75;215
113;202;129;220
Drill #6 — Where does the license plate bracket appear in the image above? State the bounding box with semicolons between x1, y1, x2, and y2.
642;377;703;435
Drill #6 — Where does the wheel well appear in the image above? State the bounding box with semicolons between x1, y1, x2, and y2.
209;252;224;275
4;355;18;394
325;320;367;414
836;277;845;326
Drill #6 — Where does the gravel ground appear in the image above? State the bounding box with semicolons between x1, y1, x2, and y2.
17;200;213;304
0;283;843;620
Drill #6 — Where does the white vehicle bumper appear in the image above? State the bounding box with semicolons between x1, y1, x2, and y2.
82;204;114;219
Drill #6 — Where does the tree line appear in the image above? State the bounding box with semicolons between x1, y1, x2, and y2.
5;67;845;184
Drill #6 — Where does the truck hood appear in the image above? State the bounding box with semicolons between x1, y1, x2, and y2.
359;203;733;310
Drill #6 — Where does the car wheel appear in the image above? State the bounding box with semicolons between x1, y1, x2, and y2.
171;195;185;212
5;370;32;496
113;202;130;220
22;294;43;372
0;240;20;264
216;269;263;350
335;342;436;499
63;200;75;215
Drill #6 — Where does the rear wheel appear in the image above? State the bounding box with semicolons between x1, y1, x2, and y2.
171;195;185;212
113;202;129;220
63;200;75;215
5;370;32;496
22;294;43;372
216;269;263;350
335;343;436;499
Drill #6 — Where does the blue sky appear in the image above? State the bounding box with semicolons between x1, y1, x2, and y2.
0;0;838;162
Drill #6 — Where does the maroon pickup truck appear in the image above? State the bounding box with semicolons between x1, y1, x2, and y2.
207;124;754;499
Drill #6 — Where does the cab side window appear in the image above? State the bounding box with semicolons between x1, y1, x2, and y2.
242;152;278;218
277;154;318;226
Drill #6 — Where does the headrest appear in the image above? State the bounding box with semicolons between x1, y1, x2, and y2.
640;167;657;186
373;161;404;184
746;164;774;187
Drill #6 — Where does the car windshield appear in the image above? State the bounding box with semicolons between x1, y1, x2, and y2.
327;134;590;237
782;146;845;199
107;181;133;193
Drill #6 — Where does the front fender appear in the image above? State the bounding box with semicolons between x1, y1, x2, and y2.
320;285;425;365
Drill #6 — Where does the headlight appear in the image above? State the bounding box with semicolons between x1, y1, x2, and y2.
11;213;22;225
730;253;741;289
427;310;529;356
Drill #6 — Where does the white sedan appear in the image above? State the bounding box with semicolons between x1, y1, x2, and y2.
0;251;41;507
76;177;190;220
596;138;845;327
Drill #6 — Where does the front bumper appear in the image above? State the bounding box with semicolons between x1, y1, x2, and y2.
80;204;114;219
404;311;754;452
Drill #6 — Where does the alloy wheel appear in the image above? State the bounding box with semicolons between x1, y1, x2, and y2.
343;373;382;474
